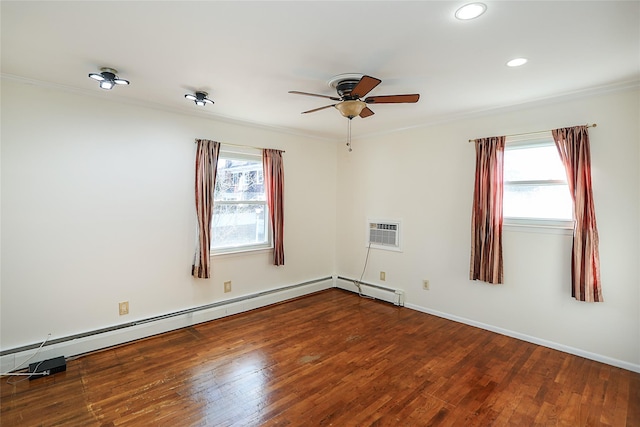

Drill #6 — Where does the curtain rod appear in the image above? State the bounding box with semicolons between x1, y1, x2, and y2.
194;139;285;153
468;123;597;143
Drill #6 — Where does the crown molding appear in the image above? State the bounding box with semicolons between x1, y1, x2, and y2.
3;73;638;143
0;73;334;142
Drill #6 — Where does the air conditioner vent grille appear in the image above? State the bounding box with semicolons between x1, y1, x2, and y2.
367;220;401;251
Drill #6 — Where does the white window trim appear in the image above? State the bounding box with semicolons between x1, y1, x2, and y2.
210;146;272;256
505;133;555;149
503;132;574;234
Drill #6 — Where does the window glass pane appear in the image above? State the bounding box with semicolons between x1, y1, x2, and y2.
504;184;573;219
211;150;271;253
211;203;268;249
215;158;265;202
504;145;567;182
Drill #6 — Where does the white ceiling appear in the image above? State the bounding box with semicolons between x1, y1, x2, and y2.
2;1;639;141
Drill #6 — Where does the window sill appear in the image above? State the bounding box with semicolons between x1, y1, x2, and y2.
211;246;273;258
504;218;574;235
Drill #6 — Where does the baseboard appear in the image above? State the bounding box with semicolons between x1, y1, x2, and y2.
5;278;636;375
1;277;333;374
404;302;640;374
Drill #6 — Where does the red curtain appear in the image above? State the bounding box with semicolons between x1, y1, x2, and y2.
552;126;603;302
263;149;285;266
470;136;505;284
192;139;220;278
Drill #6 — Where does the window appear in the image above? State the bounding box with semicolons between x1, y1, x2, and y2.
503;134;573;229
212;148;271;254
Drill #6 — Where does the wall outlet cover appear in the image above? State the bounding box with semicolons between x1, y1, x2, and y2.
119;301;129;315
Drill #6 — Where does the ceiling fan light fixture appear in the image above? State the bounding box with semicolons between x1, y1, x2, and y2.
455;3;487;20
88;67;129;90
335;100;366;119
185;91;214;106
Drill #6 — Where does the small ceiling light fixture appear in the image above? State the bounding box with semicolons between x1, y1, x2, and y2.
185;91;214;107
455;2;487;20
88;67;129;90
506;57;528;67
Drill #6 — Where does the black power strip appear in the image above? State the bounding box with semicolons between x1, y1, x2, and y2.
28;356;66;380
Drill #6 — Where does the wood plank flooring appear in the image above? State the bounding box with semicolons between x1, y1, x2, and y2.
2;289;639;426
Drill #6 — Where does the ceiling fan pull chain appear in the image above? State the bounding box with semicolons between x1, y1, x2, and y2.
346;119;353;152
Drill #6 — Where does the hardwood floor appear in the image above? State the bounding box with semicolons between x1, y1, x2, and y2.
2;289;638;426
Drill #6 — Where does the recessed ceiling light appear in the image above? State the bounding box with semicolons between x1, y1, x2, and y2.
506;58;528;67
455;3;487;20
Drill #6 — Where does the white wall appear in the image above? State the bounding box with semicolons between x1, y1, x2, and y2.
336;87;640;370
3;78;638;372
1;78;337;351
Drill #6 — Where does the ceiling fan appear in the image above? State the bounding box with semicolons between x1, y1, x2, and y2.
289;74;420;119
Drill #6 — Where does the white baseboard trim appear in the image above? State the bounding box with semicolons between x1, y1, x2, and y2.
405;302;640;374
1;277;333;375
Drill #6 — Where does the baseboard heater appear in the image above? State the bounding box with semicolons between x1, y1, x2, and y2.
336;276;404;306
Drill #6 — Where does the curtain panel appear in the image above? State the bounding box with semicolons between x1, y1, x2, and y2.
470;136;505;284
552;126;603;302
263;149;285;266
192;139;220;279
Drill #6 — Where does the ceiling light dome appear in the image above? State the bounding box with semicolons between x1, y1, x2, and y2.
88;67;129;90
185;91;214;107
455;3;487;20
334;100;366;119
507;58;528;67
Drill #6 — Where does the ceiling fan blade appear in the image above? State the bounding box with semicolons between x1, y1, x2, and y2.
350;75;382;99
301;104;337;114
359;107;375;118
365;94;420;104
289;91;341;101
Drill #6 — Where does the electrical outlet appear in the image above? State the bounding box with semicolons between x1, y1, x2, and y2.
119;301;129;315
423;280;430;290
380;271;386;281
224;281;232;293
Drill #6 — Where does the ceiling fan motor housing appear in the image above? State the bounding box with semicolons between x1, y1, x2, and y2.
335;79;360;99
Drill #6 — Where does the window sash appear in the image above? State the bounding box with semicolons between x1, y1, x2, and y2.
503;134;573;227
211;149;271;254
505;180;566;186
214;200;266;206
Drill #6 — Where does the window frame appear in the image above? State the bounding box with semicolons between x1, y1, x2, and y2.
211;147;272;256
503;134;574;234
